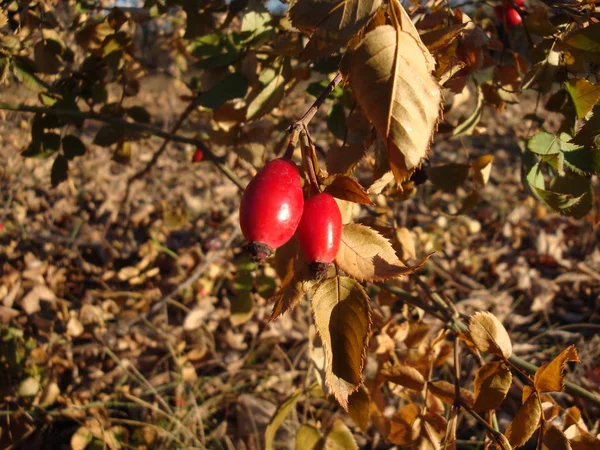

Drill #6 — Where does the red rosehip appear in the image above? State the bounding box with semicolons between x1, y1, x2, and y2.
494;1;523;28
240;158;304;260
192;148;204;162
296;193;342;275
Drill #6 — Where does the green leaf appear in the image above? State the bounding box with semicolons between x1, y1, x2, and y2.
562;22;600;53
51;154;69;187
295;425;323;450
565;78;600;119
94;125;124;147
112;140;132;164
264;389;302;450
62;135;87;160
544;174;593;218
327;102;346;141
198;73;248;109
428;163;470;192
527;132;561;155
323;418;358;450
196;51;241;70
13;59;48;93
246;65;288;120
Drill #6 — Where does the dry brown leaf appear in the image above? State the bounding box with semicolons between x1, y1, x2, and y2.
471;154;494;187
534;345;580;393
336;223;429;281
472;362;512;412
542;426;572;450
428;380;474;409
269;275;314;321
381;364;426;391
289;0;382;60
310;276;371;409
345;2;441;183
324;175;373;205
468;311;512;359
388;403;421;446
348;385;370;431
505;391;542;448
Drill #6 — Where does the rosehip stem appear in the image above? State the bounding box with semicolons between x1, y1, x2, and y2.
283;72;343;160
300;130;321;195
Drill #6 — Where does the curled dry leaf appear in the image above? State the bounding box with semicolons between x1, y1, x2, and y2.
472;361;512;412
269;274;314;321
505;391;542;448
336;223;430;281
534;345;580;393
289;0;383;61
471;154;494;187
381;363;426;391
310;276;371;409
344;6;441;183
468;311;512;359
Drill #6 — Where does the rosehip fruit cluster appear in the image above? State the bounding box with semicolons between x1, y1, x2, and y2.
240;158;343;274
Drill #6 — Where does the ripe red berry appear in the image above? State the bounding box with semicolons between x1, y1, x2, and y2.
296;193;342;275
239;158;304;260
192;148;204;162
494;1;523;28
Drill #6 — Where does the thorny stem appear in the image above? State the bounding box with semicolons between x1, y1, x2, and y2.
0;101;245;191
379;282;600;408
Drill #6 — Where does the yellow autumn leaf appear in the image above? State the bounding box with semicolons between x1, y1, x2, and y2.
468;311;512;359
472;362;513;412
534;345;580;393
505;391;542;448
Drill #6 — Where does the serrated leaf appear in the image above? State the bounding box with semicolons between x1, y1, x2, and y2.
295;425;323;450
198;73;248;109
324;175;372;205
344;20;441;183
269;274;314;321
565;78;600;119
51;154;69;187
571;108;600;148
428;162;470;192
525;7;558;37
534;345;580;393
310;276;371;409
561;146;600;176
472;362;512;412
368;170;394;194
94;125;124;147
289;0;382;60
348;386;370;431
265;389;302;450
535;174;593;218
336;223;429;282
246;69;287;120
505;391;542;448
428;380;474;408
468;311;512;359
381;364;426;391
453;83;484;136
62;135;87;160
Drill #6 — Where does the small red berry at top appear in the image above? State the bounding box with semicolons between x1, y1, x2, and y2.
494;0;523;28
296;193;342;277
239;158;304;261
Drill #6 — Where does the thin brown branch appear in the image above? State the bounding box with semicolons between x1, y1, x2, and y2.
0;101;245;191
